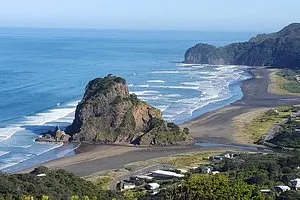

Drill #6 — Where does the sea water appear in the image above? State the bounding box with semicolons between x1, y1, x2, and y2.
0;28;255;172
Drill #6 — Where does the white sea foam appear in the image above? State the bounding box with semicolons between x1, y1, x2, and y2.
134;84;149;88
0;151;10;157
155;105;170;112
151;70;180;74
0;101;78;171
152;85;199;90
131;90;160;96
146;80;165;83
23;107;75;126
0;127;25;142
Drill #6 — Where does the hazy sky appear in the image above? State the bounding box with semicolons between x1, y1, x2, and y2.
0;0;299;32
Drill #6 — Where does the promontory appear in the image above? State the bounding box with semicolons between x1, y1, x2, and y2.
65;74;193;145
184;23;300;68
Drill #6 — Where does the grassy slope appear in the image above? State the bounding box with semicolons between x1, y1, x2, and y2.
233;107;292;144
268;70;300;96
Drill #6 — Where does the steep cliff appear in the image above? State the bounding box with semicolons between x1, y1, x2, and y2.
184;23;300;68
66;75;193;145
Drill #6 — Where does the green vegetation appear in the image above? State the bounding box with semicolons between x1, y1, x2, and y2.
5;153;300;199
148;119;192;145
268;110;300;148
0;166;120;200
270;69;300;95
144;174;264;200
234;107;292;144
84;74;126;100
144;153;300;200
212;153;300;199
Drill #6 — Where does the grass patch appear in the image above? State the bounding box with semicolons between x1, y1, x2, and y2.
84;169;129;190
233;107;292;144
124;151;223;171
268;69;300;96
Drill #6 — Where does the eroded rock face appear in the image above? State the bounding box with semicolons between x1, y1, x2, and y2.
184;23;300;69
37;126;70;142
66;75;193;145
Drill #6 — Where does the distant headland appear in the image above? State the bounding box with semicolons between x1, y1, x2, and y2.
184;23;300;69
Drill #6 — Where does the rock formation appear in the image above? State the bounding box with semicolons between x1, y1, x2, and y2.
66;75;193;145
36;126;71;142
184;23;300;68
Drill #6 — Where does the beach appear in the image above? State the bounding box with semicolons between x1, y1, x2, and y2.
18;67;300;176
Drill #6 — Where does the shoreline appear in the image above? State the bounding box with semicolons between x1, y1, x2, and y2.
16;67;300;176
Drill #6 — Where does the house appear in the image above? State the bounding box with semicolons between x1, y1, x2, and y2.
36;173;46;177
151;170;184;179
291;178;300;190
201;166;212;174
136;175;153;180
295;129;300;133
123;183;136;190
273;186;291;193
149;190;160;196
177;168;188;174
213;155;223;161
145;183;160;190
224;153;234;159
260;189;272;194
211;171;220;175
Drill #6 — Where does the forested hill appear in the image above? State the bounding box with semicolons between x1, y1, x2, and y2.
184;23;300;69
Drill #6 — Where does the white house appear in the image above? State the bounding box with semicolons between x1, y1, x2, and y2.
201;167;212;174
273;186;291;193
291;178;300;190
224;153;234;159
136;175;154;180
36;173;47;177
260;189;272;194
151;170;184;179
145;183;160;190
213;156;223;160
123;183;136;190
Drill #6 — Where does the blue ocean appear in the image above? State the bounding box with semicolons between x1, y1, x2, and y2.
0;28;254;172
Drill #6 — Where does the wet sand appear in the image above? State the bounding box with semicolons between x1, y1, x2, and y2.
185;67;300;144
18;67;300;176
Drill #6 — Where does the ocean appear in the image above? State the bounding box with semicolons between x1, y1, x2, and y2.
0;28;255;172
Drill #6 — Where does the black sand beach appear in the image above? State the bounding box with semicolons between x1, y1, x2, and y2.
19;67;300;176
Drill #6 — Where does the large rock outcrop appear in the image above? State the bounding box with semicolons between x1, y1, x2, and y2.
184;23;300;68
66;75;193;145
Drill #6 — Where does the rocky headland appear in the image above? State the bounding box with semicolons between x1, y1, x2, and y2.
184;23;300;68
56;74;193;146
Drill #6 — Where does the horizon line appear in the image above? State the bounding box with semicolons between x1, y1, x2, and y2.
0;25;262;33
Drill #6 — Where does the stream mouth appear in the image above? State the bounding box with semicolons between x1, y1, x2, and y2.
195;142;273;152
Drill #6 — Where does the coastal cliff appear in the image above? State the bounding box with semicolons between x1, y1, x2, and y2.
66;75;192;145
184;23;300;68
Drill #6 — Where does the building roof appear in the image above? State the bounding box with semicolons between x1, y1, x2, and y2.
291;178;300;187
274;186;291;191
136;175;153;180
36;173;46;177
260;189;272;193
147;183;160;188
152;170;184;178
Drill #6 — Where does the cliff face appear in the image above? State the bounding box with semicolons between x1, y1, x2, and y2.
66;75;192;145
184;23;300;68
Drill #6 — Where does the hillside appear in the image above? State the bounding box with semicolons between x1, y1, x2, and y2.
184;23;300;68
66;75;192;145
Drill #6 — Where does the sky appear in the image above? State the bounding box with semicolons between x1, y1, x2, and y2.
0;0;299;32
